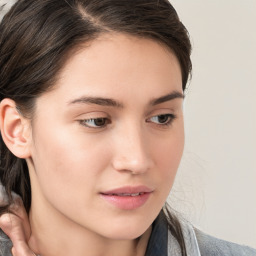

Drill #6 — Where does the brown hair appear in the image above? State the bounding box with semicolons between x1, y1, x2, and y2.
0;0;192;254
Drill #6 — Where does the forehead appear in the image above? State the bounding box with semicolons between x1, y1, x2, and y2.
39;33;182;105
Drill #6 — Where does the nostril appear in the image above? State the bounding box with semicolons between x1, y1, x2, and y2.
112;154;153;175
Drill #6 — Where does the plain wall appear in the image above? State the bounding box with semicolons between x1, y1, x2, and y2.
168;0;256;248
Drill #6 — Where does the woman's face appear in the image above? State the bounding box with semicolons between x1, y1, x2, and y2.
27;33;184;240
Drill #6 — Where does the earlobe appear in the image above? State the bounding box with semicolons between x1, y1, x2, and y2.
0;99;31;159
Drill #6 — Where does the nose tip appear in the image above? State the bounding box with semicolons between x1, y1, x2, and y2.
111;134;153;175
112;156;152;175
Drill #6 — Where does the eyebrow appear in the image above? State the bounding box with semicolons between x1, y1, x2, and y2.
69;96;123;108
150;91;184;105
68;91;184;108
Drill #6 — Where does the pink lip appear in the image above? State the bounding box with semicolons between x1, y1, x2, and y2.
100;186;153;210
102;185;153;195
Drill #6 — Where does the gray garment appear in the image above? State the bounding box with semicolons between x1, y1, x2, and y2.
195;229;256;256
0;223;256;256
167;217;256;256
0;229;12;256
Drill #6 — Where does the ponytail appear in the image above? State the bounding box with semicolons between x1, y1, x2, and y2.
0;133;31;214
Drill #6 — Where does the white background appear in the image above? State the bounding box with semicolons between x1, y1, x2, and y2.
168;0;256;248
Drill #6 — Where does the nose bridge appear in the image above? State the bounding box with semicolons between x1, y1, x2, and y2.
112;120;153;174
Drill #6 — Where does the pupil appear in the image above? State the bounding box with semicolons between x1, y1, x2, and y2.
95;118;106;126
158;115;168;123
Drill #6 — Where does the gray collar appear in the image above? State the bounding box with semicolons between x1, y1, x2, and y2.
145;210;201;256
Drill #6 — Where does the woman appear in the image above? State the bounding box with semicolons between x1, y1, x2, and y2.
0;0;255;255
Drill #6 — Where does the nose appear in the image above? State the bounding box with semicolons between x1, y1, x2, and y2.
111;124;154;175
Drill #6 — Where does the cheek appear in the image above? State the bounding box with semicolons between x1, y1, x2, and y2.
157;126;184;166
153;125;184;189
30;123;111;205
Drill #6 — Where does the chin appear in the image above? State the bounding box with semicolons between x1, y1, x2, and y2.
100;219;151;240
98;207;159;240
106;230;147;240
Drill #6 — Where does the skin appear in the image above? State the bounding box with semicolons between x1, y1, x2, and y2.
0;199;36;256
0;33;184;256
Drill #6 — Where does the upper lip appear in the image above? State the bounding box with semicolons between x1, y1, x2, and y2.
101;185;153;195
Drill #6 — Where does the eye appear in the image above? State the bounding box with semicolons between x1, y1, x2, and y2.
79;118;110;128
147;114;176;126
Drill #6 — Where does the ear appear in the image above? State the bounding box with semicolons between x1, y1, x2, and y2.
0;98;31;159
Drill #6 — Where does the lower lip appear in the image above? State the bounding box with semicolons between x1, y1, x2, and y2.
100;192;151;210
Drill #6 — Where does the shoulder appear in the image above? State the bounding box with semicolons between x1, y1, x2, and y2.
194;228;256;256
164;212;256;256
0;229;12;256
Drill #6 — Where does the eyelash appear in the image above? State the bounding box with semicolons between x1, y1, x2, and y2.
146;114;176;127
79;118;111;128
79;114;176;129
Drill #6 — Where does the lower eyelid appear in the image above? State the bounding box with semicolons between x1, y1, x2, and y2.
78;114;176;128
79;117;110;128
147;114;176;122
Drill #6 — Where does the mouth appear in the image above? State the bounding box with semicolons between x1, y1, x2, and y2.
103;192;146;197
100;186;153;210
